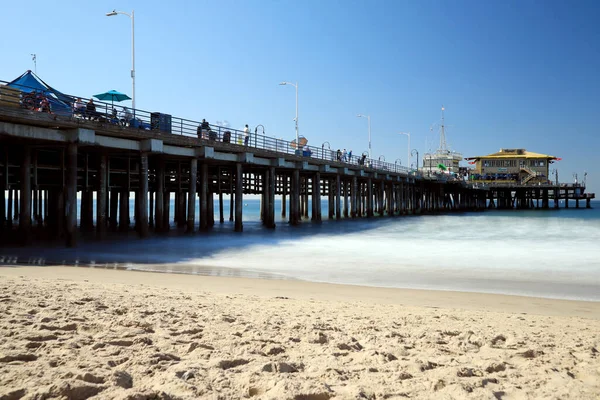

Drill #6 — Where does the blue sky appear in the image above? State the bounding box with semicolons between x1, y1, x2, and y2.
2;0;599;192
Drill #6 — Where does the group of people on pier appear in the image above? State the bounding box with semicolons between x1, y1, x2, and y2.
21;91;52;114
72;98;133;126
196;120;251;146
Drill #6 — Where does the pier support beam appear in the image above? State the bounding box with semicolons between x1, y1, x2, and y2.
139;153;149;237
328;178;334;219
97;154;107;238
290;169;300;225
351;176;358;218
109;190;119;232
200;163;208;230
335;175;341;220
119;191;130;233
266;167;276;228
65;143;78;247
281;175;287;218
343;180;349;218
7;189;13;229
367;178;373;218
19;146;32;243
315;172;322;222
235;163;243;232
187;158;197;233
155;160;165;232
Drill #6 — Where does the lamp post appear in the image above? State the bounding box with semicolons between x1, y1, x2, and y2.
279;82;298;155
394;158;402;172
322;141;330;160
106;9;135;110
357;114;371;159
254;124;265;148
411;149;419;172
398;132;410;169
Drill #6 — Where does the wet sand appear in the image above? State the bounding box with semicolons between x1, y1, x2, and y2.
1;266;599;399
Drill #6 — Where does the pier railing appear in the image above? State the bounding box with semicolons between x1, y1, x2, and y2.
0;79;416;177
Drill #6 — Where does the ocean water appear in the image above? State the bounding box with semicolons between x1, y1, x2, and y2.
1;197;599;302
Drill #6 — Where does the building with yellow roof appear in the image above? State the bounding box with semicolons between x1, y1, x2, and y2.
465;148;559;185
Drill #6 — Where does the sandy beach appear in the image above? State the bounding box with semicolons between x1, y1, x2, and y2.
1;266;599;400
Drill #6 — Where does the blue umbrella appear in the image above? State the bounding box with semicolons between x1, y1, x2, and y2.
93;90;131;107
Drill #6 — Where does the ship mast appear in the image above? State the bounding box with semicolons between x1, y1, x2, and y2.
439;105;447;152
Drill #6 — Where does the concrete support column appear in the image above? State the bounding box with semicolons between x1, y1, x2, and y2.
367;178;373;217
109;190;119;231
208;187;215;227
219;192;224;223
6;189;13;229
266;167;276;228
187;158;197;232
281;175;287;218
335;175;341;220
155;160;165;232
163;190;170;231
315;172;322;222
200;163;209;230
343;180;349;218
149;191;154;228
13;189;19;222
65;143;78;247
328;179;334;219
97;154;107;238
290;168;300;225
235;163;243;232
351;176;358;218
138;153;149;237
119;191;130;233
229;174;234;221
379;181;385;216
19;146;32;242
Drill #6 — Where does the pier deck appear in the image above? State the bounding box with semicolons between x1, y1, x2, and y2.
0;81;592;247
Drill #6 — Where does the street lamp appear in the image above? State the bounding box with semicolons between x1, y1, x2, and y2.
398;132;410;169
254;124;265;148
106;9;136;110
279;82;299;155
411;149;419;172
357;114;371;159
322;141;331;161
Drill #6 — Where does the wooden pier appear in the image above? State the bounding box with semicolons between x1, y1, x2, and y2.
0;106;490;247
482;183;595;209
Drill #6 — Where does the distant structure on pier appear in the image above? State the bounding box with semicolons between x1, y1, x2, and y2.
422;106;463;174
465;148;558;185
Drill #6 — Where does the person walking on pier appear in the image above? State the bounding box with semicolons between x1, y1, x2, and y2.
342;149;347;162
348;149;353;162
336;149;342;161
244;124;250;146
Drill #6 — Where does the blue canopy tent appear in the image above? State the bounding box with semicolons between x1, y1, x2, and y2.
7;70;74;116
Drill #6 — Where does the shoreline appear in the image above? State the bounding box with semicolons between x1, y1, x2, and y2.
2;265;599;318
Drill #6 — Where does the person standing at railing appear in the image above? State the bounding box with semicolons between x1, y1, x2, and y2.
73;98;85;116
198;119;210;139
86;99;98;120
244;124;250;146
342;149;347;162
119;107;132;126
348;149;352;163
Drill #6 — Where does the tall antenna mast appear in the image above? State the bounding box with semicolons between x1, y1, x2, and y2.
439;105;447;152
31;54;37;74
